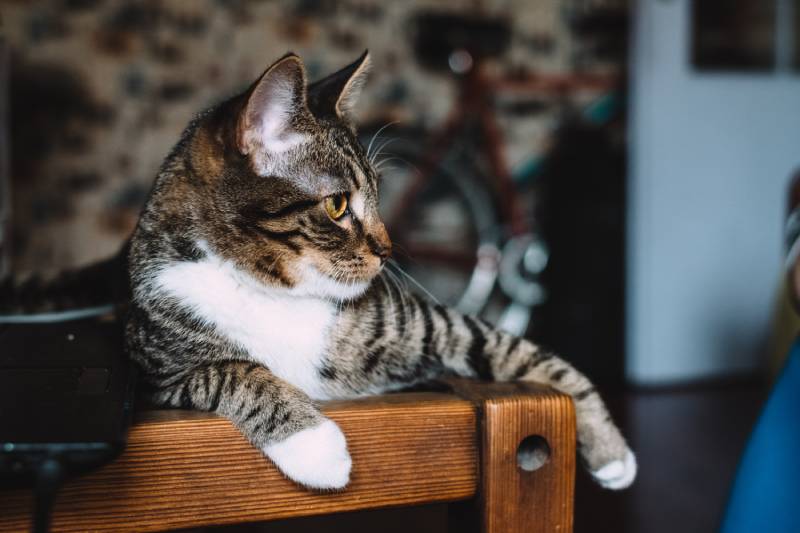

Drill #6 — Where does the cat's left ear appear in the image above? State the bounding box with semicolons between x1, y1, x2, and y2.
237;53;311;157
307;50;371;120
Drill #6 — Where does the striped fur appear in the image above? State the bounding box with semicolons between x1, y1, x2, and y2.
121;52;635;491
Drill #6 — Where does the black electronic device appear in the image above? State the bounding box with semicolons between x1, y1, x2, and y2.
0;309;135;532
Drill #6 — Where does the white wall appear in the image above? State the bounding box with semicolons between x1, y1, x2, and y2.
627;0;800;384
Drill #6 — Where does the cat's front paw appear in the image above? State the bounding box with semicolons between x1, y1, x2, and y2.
590;448;637;490
263;419;352;490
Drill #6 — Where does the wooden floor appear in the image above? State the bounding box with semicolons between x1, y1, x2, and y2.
180;379;767;533
607;379;767;533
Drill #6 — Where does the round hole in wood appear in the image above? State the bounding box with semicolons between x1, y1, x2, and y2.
516;435;551;472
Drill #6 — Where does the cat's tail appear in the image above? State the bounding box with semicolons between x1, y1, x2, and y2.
0;244;130;317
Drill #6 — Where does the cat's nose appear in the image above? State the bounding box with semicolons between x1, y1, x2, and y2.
367;226;392;264
370;239;391;264
374;244;391;264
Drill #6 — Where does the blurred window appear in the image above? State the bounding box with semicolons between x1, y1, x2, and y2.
691;0;800;72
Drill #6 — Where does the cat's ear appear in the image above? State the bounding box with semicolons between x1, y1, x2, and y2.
237;53;310;156
307;50;371;120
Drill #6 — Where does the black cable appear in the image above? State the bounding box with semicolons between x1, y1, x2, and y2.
32;458;63;533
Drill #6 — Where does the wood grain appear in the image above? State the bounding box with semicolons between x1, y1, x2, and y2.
0;384;577;533
447;379;576;533
0;393;478;532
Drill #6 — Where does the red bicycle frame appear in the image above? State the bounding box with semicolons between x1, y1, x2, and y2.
385;58;617;270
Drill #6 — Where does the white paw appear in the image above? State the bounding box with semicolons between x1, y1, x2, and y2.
263;420;352;490
591;449;637;490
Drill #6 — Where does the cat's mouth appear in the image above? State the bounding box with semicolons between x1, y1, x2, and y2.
289;263;372;301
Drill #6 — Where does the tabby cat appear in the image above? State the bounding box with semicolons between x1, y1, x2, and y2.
14;52;638;490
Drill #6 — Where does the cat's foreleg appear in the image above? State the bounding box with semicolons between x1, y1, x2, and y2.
491;336;636;489
146;361;352;489
363;293;636;489
432;305;635;489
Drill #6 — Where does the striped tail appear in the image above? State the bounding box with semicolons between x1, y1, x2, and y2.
0;245;129;316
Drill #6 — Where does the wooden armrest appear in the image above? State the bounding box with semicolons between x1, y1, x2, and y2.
0;381;575;533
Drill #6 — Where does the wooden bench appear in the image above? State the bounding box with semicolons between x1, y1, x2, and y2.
0;380;575;532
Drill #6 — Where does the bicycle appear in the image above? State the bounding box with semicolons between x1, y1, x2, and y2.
363;11;621;336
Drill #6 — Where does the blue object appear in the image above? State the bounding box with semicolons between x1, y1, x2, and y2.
720;339;800;532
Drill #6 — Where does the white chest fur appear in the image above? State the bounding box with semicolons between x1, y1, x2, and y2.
154;254;336;399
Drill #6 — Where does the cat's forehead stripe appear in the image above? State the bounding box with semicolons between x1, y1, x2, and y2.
331;132;373;191
352;164;368;191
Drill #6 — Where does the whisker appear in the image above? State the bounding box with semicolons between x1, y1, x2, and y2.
373;156;407;173
384;267;410;314
383;155;422;179
388;259;441;305
366;121;399;160
378;271;401;321
370;137;400;167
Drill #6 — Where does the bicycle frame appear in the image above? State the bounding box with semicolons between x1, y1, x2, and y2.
386;62;526;240
387;59;619;243
381;56;620;327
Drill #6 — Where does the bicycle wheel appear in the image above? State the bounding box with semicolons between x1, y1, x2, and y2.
361;130;502;313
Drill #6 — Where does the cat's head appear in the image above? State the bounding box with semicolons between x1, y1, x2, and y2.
191;52;391;301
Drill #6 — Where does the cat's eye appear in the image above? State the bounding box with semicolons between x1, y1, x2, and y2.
324;194;349;220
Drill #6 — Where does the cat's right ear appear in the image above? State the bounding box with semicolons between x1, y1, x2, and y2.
236;53;309;157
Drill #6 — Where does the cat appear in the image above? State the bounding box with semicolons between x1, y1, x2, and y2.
6;51;636;491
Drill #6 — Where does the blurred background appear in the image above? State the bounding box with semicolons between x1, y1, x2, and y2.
1;0;799;532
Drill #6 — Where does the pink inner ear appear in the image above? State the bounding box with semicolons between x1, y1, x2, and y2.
251;79;294;140
239;57;309;157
